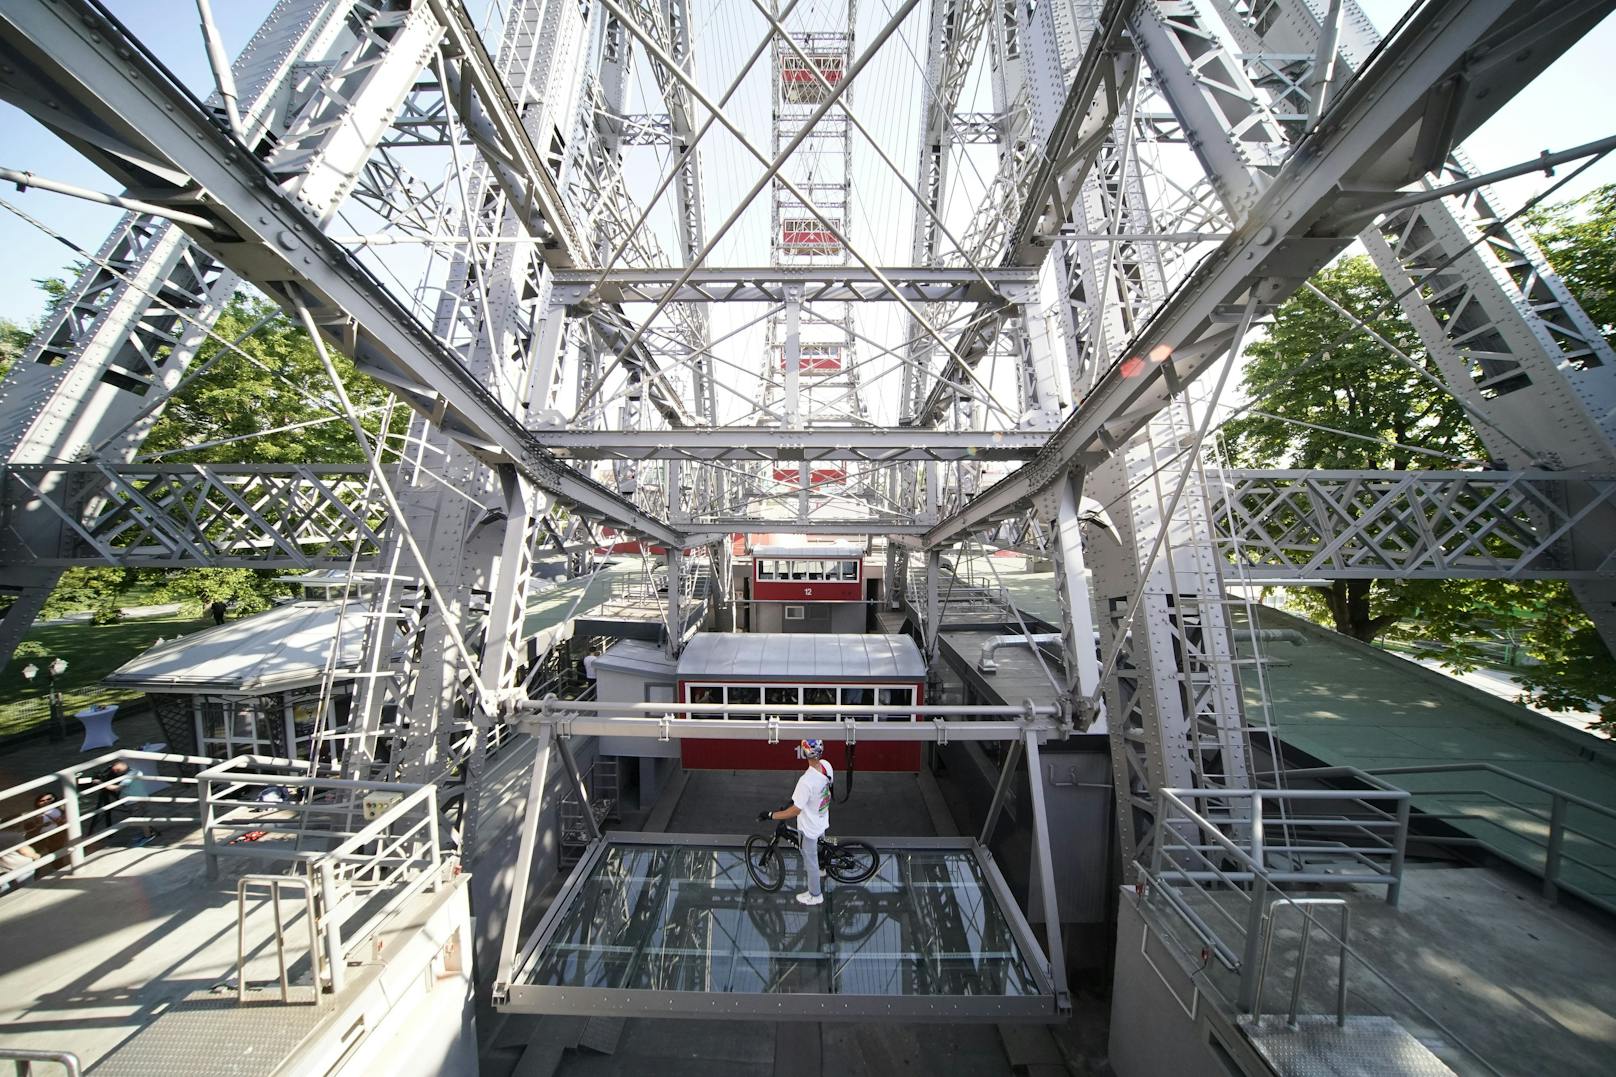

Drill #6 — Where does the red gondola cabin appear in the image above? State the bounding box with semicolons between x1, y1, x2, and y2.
677;633;924;771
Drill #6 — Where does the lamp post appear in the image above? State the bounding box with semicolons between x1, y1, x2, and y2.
21;657;69;742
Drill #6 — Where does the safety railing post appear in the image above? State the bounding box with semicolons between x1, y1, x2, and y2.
1249;793;1266;875
1388;796;1410;907
318;861;344;995
1022;729;1069;1010
1544;794;1567;903
55;769;84;871
1237;873;1269;1013
199;772;219;880
426;795;443;892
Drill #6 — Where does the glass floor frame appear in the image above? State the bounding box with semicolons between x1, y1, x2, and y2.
500;832;1059;1021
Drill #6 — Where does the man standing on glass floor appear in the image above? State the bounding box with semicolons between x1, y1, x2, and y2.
758;738;834;906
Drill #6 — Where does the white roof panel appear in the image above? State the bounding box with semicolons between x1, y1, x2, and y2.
104;602;368;694
676;633;924;680
752;543;863;558
594;639;678;676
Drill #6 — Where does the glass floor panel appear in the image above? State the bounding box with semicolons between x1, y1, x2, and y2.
503;835;1057;1021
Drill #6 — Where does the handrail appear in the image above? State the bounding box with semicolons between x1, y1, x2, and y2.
1;749;216;887
1138;786;1504;1077
1365;762;1616;821
1254;898;1350;1028
0;1048;81;1075
199;764;447;1000
1359;761;1616;911
237;874;322;1006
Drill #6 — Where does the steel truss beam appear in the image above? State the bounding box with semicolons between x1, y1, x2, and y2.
0;0;681;547
531;428;1045;462
926;0;1615;548
1211;469;1616;580
558;267;1035;305
0;463;385;569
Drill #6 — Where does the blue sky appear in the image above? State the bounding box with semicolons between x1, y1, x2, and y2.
1;1;1612;327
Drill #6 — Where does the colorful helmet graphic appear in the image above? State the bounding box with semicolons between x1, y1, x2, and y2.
799;738;825;759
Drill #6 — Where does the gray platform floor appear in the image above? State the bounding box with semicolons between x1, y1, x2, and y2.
0;833;328;1071
1163;862;1616;1075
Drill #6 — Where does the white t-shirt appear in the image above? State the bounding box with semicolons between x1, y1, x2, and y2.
791;761;834;839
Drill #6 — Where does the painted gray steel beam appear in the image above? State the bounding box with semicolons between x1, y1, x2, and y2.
0;0;681;548
559;267;1036;304
925;0;1616;549
531;428;1046;461
0;463;387;569
1211;469;1616;580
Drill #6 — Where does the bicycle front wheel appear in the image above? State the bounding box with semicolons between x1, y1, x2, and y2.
824;838;878;884
745;834;786;891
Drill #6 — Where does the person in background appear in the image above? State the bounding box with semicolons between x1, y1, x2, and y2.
209;599;228;625
0;840;41;892
25;792;67;874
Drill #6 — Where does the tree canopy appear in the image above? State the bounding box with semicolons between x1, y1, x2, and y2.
142;291;400;464
8;282;406;625
1220;192;1616;733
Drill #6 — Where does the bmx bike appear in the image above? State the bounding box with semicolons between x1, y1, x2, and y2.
744;815;878;892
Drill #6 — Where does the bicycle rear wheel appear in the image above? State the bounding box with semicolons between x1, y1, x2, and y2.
823;838;878;884
745;834;786;891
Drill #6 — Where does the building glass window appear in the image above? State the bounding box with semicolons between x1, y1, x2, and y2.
196;695;282;758
765;685;800;721
727;685;761;716
840;687;874;720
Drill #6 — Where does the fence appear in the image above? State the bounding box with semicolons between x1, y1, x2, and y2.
1362;761;1616;915
198;756;446;996
1137;783;1500;1072
0;748;216;888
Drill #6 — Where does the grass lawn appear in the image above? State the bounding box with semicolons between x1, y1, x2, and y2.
0;612;215;737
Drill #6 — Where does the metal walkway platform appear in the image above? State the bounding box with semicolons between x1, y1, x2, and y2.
499;833;1059;1022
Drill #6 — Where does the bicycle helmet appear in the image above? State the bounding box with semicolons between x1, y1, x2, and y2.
799;738;825;759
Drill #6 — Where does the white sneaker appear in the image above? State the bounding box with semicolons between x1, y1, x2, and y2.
795;891;824;906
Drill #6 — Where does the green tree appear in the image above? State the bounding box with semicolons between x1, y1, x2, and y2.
159;567;287;618
1220;256;1483;642
11;280;400;629
1526;183;1616;350
0;317;32;382
38;567;130;624
1221;251;1614;728
143;291;399;464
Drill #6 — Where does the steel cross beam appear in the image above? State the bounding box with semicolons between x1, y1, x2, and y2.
531;428;1046;462
0;0;681;547
1211;469;1616;580
557;267;1034;305
423;0;589;266
925;0;1616;548
0;463;387;569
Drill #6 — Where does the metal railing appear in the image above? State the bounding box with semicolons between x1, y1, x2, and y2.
1138;785;1502;1074
1153;781;1412;906
0;1048;81;1076
0;749;215;888
198;757;446;998
1364;762;1616;915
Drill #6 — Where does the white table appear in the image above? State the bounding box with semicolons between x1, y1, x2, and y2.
75;704;119;751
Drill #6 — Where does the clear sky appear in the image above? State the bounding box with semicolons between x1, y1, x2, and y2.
1;0;1612;332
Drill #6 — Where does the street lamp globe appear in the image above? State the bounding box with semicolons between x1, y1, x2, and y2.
49;658;67;677
21;663;38;682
